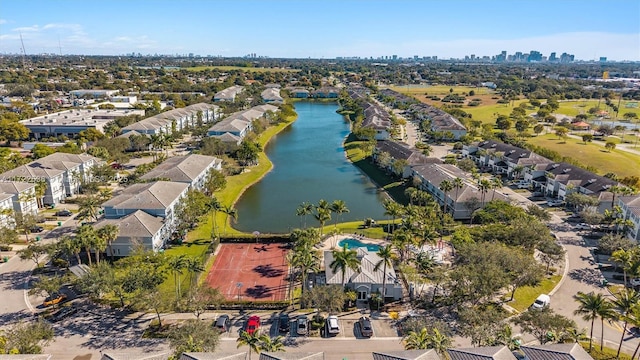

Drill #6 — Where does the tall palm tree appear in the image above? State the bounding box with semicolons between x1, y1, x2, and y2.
612;289;640;359
383;199;403;234
236;330;262;360
185;257;204;293
452;177;464;203
34;180;47;208
330;200;349;230
610;249;634;286
374;244;395;299
478;178;492;204
92;231;107;265
574;291;615;352
209;197;221;240
297;202;313;229
221;205;237;237
290;246;320;296
168;254;187;299
77;194;102;222
628;304;640;360
439;180;453;215
403;327;430;350
58;235;81;265
314;208;331;236
330;244;361;287
97;224;119;261
491;177;503;201
76;225;97;266
259;334;285;352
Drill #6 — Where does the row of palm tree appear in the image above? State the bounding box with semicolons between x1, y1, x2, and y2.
55;224;119;266
208;197;237;239
295;200;350;236
167;254;205;300
287;228;321;298
574;289;640;358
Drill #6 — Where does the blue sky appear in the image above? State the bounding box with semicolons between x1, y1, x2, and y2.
1;0;639;60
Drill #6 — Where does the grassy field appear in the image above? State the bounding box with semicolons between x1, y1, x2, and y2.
507;275;561;312
343;134;410;204
184;65;299;73
580;342;633;360
526;134;640;178
389;85;494;96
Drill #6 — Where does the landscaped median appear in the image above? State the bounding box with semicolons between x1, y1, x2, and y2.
503;275;562;313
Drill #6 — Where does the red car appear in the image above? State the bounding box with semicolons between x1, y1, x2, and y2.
245;316;260;335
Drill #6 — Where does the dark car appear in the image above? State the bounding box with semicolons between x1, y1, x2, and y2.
358;316;373;337
278;313;290;333
29;225;44;233
214;314;230;333
55;209;72;217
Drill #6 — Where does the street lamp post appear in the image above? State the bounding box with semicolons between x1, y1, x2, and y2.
236;282;243;301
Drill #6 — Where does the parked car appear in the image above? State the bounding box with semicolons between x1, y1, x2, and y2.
214;314;230;333
296;315;309;336
546;200;564;207
55;209;72;217
43;293;67;307
49;306;77;322
326;315;340;336
244;316;260;335
630;278;640;287
517;183;530;189
278;313;290;333
575;223;592;231
29;225;44;233
531;294;551;310
357;316;373;337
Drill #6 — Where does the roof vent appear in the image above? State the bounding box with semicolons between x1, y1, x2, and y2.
491;144;497;148
519;153;526;158
551;164;560;169
588;179;597;184
562;168;571;173
509;150;516;154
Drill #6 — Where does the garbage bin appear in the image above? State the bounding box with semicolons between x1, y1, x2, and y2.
602;279;609;287
57;221;62;227
3;256;8;262
35;236;41;242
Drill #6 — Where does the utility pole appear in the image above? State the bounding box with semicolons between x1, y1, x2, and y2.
19;32;27;70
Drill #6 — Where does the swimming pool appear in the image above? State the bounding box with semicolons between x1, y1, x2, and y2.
337;238;381;252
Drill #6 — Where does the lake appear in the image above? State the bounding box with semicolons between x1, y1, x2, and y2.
233;102;387;233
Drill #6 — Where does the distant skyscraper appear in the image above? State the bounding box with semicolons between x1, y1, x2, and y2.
549;52;557;62
599;57;607;62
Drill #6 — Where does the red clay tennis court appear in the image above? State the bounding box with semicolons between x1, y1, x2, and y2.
205;243;290;302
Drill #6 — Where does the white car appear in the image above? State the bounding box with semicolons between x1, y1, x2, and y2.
630;279;640;287
547;200;565;207
575;223;592;231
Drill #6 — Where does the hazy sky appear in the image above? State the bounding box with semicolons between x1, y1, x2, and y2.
1;0;639;60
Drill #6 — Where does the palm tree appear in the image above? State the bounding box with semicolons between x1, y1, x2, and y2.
58;235;81;265
168;254;187;299
612;289;640;358
628;304;640;360
77;194;102;222
478;178;492;203
491;177;503;201
34;180;46;208
428;328;452;358
76;225;97;266
97;224;119;261
290;246;320;297
374;244;394;299
259;334;285;352
330;244;361;287
330;200;349;230
383;199;403;234
574;291;615;352
452;177;464;203
439;180;453;215
209;197;221;240
237;330;262;360
610;249;634;286
221;205;237;237
185;256;204;293
403;327;430;350
296;202;313;229
314;208;331;236
92;231;107;264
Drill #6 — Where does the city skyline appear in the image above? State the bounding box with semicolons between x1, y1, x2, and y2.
1;0;639;61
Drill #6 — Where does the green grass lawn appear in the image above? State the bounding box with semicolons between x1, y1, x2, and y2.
526;134;640;178
580;342;633;360
506;275;561;312
343;134;410;204
389;85;494;96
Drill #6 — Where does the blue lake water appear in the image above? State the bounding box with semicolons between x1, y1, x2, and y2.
233;102;386;233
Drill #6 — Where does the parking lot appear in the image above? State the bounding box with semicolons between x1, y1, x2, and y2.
214;311;400;340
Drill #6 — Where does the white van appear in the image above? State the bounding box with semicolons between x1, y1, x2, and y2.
531;294;550;310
